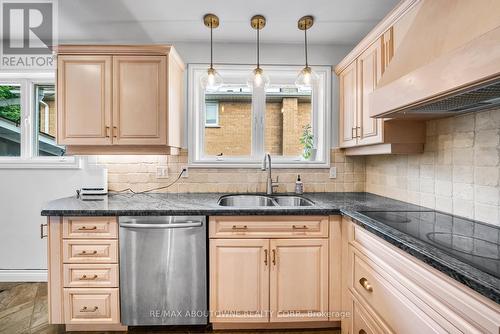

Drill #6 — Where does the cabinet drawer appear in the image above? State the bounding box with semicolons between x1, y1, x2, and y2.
351;292;386;334
352;250;451;334
64;264;118;288
63;240;118;263
63;288;119;324
63;217;117;239
209;216;329;238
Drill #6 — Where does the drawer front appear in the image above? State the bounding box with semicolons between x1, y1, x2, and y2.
210;216;329;238
64;264;118;288
352;250;449;334
63;217;118;239
64;288;119;324
351;293;386;334
63;240;118;263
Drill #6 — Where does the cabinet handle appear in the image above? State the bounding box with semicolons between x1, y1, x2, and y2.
113;126;118;138
80;306;99;312
40;224;48;239
77;250;98;256
357;126;361;138
77;226;97;231
292;225;308;230
79;274;98;281
232;225;248;230
264;249;268;266
359;277;373;292
352;127;356;139
272;249;276;266
359;330;367;334
105;126;110;138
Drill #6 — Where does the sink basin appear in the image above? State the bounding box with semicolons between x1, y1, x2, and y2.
218;195;314;207
218;195;276;207
273;196;314;207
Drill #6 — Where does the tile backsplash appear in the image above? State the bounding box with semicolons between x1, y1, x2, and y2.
366;108;500;225
96;148;365;194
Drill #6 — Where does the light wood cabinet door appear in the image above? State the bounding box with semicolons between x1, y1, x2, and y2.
112;56;167;145
357;40;383;146
339;61;358;148
57;55;112;145
209;239;270;323
270;239;329;322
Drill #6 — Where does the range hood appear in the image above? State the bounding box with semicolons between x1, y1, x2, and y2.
370;0;500;119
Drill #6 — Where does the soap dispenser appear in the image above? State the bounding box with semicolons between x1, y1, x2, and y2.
295;174;304;194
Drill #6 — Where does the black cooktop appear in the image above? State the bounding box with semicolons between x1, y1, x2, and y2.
359;211;500;280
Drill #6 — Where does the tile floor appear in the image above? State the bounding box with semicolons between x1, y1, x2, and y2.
0;283;341;334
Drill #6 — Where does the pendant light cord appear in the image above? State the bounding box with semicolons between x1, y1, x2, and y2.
257;27;260;69
210;21;213;69
304;27;308;67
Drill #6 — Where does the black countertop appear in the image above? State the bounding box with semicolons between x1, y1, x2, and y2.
41;192;500;304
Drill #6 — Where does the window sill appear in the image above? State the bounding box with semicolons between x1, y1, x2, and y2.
0;157;82;169
205;125;221;128
188;160;330;169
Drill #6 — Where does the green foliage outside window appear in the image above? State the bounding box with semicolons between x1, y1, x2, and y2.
0;85;21;124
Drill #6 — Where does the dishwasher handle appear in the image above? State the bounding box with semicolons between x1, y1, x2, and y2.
120;221;203;229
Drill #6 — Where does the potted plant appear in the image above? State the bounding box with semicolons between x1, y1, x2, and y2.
300;124;315;160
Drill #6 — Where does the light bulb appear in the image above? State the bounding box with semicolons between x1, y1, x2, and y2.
295;66;318;89
201;67;223;92
247;67;270;88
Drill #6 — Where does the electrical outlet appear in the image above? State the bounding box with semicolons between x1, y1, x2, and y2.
181;166;189;178
329;167;337;179
156;166;169;179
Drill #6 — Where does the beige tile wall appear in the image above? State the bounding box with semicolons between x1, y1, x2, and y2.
366;108;500;225
97;148;365;194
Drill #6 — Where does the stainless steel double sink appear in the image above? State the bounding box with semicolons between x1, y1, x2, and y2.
218;194;314;207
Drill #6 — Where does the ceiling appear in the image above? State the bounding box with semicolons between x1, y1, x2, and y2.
58;0;400;45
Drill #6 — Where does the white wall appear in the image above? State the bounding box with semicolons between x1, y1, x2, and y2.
0;42;351;279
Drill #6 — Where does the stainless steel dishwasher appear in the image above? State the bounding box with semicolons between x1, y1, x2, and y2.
119;216;207;326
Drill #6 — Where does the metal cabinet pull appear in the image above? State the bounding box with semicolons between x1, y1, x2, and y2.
357;126;361;138
78;250;98;256
79;274;98;281
352;127;356;138
113;126;118;138
272;249;276;266
80;306;99;312
40;224;48;239
264;249;268;266
78;226;97;231
105;126;110;138
359;330;367;334
359;277;373;292
292;225;308;230
232;225;248;230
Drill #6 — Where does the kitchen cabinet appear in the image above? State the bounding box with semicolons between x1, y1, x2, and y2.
339;61;358;148
342;216;500;334
56;45;184;154
209;216;335;329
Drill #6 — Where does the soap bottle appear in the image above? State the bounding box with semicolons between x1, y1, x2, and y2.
295;175;304;194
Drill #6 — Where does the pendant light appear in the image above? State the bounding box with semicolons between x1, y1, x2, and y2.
295;15;318;89
247;15;270;89
201;14;223;92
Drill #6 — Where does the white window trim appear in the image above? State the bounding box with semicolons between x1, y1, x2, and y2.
188;64;331;168
0;72;80;169
204;101;220;127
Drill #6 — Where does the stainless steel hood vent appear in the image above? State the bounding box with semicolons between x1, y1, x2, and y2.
405;80;500;115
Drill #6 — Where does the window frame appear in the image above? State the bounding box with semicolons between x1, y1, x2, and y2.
0;72;80;169
188;64;331;168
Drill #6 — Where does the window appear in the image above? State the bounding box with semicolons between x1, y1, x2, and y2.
189;64;331;167
205;101;219;127
0;73;79;168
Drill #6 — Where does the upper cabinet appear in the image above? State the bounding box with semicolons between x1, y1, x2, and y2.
336;1;426;156
56;45;185;154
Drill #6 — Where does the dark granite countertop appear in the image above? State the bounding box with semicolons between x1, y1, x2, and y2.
41;192;499;304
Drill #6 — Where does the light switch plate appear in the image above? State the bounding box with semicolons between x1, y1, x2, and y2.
329;167;337;179
156;166;169;179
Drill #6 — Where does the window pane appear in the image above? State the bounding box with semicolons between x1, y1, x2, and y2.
0;84;21;156
204;85;252;157
205;102;218;125
35;84;65;156
265;85;312;159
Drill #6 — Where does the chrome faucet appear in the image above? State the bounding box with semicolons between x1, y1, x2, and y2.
262;153;279;195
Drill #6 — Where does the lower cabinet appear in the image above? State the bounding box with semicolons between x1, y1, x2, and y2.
209;216;332;326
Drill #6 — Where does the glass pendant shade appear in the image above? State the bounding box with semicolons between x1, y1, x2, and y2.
295;66;318;89
247;67;270;89
201;67;223;92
